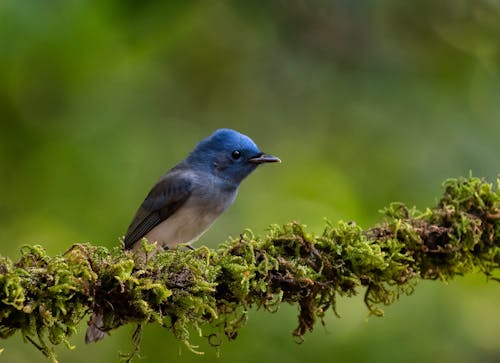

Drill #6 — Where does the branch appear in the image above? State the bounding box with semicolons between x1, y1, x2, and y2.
0;176;499;362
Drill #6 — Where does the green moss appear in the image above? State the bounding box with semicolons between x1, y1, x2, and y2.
0;176;499;362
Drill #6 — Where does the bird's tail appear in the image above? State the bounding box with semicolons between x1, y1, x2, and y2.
85;313;106;343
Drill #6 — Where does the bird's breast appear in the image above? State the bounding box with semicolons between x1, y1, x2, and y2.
144;186;237;248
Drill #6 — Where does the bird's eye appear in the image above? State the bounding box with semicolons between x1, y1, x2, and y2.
231;150;241;160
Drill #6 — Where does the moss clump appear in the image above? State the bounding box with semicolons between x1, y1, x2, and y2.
0;176;499;362
0;244;97;361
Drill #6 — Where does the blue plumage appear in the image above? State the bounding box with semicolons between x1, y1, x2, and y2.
123;128;280;250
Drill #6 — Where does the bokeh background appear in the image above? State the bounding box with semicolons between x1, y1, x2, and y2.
1;1;500;362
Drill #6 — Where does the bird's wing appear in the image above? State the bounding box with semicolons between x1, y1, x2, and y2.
123;173;193;249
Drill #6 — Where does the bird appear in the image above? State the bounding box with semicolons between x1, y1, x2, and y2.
85;128;280;343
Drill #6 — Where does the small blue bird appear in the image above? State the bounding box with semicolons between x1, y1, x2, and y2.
85;128;280;343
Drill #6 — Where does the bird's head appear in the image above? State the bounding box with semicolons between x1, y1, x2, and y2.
187;129;281;185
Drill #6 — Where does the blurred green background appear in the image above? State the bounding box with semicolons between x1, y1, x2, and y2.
1;1;500;362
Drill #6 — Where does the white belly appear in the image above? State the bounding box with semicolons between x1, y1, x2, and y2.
142;205;220;248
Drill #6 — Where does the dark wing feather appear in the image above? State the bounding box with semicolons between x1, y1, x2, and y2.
123;173;192;249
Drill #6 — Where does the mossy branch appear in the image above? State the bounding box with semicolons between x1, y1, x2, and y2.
1;176;499;362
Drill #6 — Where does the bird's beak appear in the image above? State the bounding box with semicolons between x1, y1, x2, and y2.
248;153;281;164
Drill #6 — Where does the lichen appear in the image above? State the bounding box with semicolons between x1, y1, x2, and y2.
0;176;498;362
